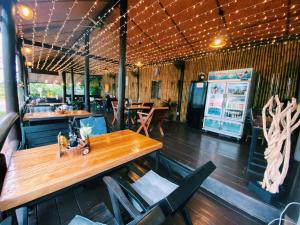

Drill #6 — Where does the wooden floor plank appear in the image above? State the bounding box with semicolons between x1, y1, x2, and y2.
56;191;81;225
37;199;61;225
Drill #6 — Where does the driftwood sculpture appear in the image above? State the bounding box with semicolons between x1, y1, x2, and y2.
261;95;300;193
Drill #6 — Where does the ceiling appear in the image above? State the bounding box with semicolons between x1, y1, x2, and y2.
16;0;300;74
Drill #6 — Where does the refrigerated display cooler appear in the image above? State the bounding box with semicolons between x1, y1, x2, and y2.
202;68;255;139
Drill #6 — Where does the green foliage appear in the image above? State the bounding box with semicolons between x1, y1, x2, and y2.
29;83;63;97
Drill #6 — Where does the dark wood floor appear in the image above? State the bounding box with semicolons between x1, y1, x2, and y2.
25;119;266;225
27;178;263;225
150;121;260;197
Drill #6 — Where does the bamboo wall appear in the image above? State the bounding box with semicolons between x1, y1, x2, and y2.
99;40;300;122
132;40;300;121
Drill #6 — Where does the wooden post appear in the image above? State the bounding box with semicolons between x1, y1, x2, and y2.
176;61;185;122
1;0;20;141
16;39;26;102
23;56;29;97
71;67;75;101
137;67;140;101
117;0;128;130
84;33;90;112
62;71;67;103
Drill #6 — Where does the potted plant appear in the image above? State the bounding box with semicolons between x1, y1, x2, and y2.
160;98;177;121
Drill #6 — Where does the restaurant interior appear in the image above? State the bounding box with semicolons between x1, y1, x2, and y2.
0;0;300;224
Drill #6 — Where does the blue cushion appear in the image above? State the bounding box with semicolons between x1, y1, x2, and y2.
80;117;107;137
68;215;105;225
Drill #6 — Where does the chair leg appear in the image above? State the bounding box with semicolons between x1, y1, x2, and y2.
181;207;193;225
158;123;164;136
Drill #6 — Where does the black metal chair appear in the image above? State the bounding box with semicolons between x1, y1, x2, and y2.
104;153;216;225
68;201;165;225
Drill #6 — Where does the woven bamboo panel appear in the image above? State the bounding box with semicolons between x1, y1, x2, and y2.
99;40;299;122
129;40;300;121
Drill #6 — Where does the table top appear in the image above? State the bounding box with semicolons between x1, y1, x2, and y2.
126;105;150;110
23;110;92;122
0;130;162;211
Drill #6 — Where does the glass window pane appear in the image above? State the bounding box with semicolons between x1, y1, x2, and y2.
0;31;6;119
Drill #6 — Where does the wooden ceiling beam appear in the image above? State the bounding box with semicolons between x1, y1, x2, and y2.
158;1;195;54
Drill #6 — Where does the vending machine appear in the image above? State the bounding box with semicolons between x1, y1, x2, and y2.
186;81;207;129
203;68;254;139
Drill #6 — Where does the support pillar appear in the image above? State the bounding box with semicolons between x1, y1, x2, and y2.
71;67;75;101
62;71;67;103
84;34;90;112
176;61;185;122
137;68;140;101
117;0;128;130
1;0;20;141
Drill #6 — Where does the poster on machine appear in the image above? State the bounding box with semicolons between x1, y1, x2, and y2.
203;68;254;139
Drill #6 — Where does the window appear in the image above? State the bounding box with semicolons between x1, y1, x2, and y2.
29;83;63;98
0;31;6;119
151;81;161;99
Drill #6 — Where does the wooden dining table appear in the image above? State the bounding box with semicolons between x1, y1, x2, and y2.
0;130;162;212
22;110;92;122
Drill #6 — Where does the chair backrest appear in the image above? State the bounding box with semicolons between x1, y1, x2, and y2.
150;107;169;125
22;120;69;148
30;106;54;113
112;101;118;117
159;161;216;215
80;116;108;136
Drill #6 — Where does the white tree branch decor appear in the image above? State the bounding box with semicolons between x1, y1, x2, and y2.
261;95;300;194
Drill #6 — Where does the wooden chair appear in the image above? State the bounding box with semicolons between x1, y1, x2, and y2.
112;101;118;126
136;107;168;137
104;153;216;225
68;200;165;225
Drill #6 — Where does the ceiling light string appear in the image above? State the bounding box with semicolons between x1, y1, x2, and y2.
127;12;294;62
55;0;148;72
31;0;38;68
89;0;275;60
45;0;100;71
36;0;57;69
40;0;79;70
94;3;289;63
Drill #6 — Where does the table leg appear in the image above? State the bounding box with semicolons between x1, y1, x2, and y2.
128;110;131;128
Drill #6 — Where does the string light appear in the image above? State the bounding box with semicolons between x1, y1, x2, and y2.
18;0;300;73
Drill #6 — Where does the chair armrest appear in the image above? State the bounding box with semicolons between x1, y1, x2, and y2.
103;176;141;219
114;176;150;211
158;153;194;178
161;161;216;214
